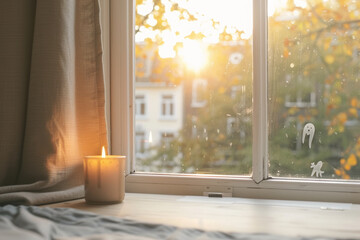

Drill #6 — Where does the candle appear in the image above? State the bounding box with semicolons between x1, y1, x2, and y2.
84;147;126;204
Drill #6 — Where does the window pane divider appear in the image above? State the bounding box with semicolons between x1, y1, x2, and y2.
252;0;268;183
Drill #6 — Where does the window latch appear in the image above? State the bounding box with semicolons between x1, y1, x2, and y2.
203;186;233;198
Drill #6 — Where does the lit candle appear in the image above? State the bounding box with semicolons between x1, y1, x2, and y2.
84;147;126;204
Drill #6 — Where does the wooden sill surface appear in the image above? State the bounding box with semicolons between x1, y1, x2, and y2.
47;193;360;238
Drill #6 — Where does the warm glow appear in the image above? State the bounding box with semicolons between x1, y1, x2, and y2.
102;146;106;158
148;131;153;143
178;40;208;72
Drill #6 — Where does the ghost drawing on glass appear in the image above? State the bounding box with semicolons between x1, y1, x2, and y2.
311;161;324;178
302;123;315;149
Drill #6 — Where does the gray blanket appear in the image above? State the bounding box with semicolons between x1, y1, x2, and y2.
0;205;357;240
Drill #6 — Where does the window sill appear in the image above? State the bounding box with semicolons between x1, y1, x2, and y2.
125;173;360;204
191;102;207;108
45;192;360;239
135;116;148;121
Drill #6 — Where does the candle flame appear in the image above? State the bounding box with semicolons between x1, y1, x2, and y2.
102;146;106;158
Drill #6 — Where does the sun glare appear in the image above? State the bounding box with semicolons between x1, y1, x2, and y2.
178;40;208;72
101;146;106;158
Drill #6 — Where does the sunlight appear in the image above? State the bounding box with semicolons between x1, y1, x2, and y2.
268;0;287;16
182;0;253;38
178;40;208;72
268;0;306;16
148;131;153;143
158;44;176;58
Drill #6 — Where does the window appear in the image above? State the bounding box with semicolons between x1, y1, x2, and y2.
161;95;174;118
191;79;207;108
283;75;316;108
135;130;146;155
110;0;360;203
135;95;146;117
160;132;175;144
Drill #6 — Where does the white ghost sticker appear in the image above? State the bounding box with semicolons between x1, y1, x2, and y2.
302;123;315;149
311;161;324;178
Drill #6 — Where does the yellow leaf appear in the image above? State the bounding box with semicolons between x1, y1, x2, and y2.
344;164;351;171
344;45;352;56
347;154;357;166
136;62;144;69
337;112;347;124
311;16;318;24
349;108;358;117
339;125;345;133
325;55;335;64
343;174;350;179
218;87;226;94
351;98;358;107
288;107;299;115
298;115;305;123
137;72;144;78
323;38;331;50
335;169;342;176
328;127;334;135
340;158;346;165
283;48;289;58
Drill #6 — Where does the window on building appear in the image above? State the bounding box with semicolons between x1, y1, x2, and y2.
135;131;146;155
161;132;175;147
135;95;146;117
161;95;174;118
191;79;207;108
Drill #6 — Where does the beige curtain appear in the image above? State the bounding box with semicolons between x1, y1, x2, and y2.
0;0;107;205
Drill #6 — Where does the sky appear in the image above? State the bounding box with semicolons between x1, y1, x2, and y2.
136;0;305;59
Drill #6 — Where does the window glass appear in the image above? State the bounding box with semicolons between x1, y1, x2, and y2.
268;0;360;179
135;131;146;155
135;0;253;175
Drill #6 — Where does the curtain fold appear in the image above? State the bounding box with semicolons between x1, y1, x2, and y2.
0;0;107;205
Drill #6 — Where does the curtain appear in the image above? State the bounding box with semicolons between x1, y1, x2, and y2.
0;0;107;205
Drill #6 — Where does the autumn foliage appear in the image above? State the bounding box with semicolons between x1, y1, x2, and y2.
135;0;360;179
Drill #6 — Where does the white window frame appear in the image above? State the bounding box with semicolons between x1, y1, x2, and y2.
107;0;360;203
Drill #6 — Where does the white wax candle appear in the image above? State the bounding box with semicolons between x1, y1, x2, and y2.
84;147;126;204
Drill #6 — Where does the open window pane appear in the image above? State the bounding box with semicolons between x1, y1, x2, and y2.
134;0;253;175
268;0;360;179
